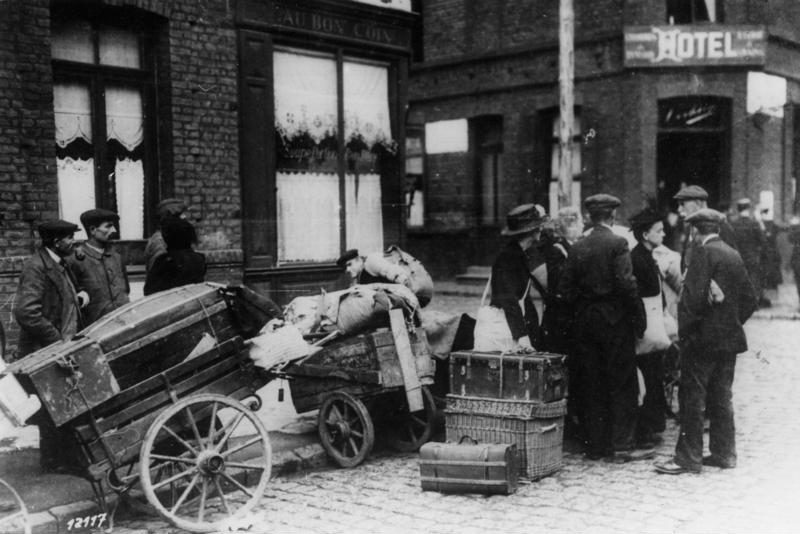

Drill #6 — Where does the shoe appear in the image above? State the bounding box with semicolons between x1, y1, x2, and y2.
606;448;655;463
654;460;699;475
584;450;611;461
702;455;736;469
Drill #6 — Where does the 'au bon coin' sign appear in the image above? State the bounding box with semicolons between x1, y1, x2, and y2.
624;25;766;67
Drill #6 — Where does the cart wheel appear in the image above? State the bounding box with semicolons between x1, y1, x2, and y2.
318;392;375;468
139;394;272;533
386;386;436;452
0;477;30;534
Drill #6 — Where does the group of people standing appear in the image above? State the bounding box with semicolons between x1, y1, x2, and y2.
10;198;205;473
487;185;758;473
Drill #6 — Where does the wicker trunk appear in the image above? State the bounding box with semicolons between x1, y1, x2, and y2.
445;396;567;480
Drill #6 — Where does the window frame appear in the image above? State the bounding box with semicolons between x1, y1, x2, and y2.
269;38;402;264
50;6;161;238
666;0;724;24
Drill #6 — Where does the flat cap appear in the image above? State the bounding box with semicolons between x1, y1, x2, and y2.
38;219;79;239
685;208;725;225
736;198;751;209
584;194;621;211
80;208;119;229
156;198;187;218
673;185;708;201
336;249;360;268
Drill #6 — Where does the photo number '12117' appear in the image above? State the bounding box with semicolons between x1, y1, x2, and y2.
67;513;107;530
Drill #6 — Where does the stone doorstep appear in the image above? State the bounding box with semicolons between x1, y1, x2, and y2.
1;443;328;534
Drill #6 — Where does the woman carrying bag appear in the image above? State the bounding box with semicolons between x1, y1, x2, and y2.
473;204;546;353
629;208;672;447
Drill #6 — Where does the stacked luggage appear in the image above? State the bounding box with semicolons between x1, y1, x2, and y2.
444;350;568;480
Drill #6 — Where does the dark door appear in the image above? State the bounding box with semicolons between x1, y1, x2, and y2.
657;131;725;210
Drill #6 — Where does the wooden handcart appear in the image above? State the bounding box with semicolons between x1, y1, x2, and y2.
285;309;438;468
5;284;281;532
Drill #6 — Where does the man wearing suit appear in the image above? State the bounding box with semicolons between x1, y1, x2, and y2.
655;209;758;474
730;198;765;307
673;185;737;271
557;194;649;462
13;220;87;473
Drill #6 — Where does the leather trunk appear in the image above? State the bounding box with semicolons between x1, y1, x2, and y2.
419;440;518;495
449;350;567;402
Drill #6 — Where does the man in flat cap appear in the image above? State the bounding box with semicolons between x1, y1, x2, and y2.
337;248;410;287
13;219;86;473
68;208;130;325
730;198;766;307
145;198;188;273
673;185;737;271
557;194;650;462
655;209;757;475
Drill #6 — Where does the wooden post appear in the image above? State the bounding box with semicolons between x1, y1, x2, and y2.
389;309;423;412
558;0;575;209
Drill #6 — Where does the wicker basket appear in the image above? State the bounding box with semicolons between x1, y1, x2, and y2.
446;395;567;418
444;398;566;480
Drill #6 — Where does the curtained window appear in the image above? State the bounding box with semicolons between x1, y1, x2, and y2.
274;48;393;263
51;11;156;240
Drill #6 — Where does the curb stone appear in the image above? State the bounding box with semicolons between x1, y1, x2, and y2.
1;443;329;534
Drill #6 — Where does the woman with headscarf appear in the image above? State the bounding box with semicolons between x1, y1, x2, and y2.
144;217;206;296
628;208;670;447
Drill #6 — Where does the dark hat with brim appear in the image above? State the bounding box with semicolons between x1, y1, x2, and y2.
38;219;79;240
80;208;119;230
157;198;187;218
736;198;752;210
673;185;708;201
685;208;725;225
628;208;663;232
336;249;360;268
584;194;621;212
501;204;546;236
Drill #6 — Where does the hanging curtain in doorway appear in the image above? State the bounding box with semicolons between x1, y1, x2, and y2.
106;86;144;239
276;171;340;262
345;173;383;253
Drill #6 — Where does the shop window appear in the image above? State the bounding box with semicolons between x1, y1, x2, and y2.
405;128;424;227
548;112;582;214
667;0;722;24
51;11;158;240
471;116;504;226
274;48;394;262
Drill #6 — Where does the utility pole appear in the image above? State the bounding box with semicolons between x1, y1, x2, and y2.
557;0;575;209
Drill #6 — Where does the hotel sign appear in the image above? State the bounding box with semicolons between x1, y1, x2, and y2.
624;25;766;67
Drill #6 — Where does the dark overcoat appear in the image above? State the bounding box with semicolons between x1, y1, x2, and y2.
13;248;81;358
67;245;130;325
678;236;758;354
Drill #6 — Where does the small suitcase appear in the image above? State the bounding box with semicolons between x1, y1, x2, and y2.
449;350;567;402
419;437;519;495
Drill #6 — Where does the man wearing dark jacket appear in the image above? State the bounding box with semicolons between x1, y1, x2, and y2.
674;185;737;271
557;194;649;463
13;220;85;473
730;198;765;306
68;209;130;325
655;209;758;474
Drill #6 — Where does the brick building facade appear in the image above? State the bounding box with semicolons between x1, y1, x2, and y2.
0;0;418;355
406;0;800;279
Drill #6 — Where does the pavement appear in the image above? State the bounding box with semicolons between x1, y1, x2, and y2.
1;277;798;533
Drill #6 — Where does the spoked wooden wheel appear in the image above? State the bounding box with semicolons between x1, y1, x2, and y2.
384;386;436;452
0;477;30;534
139;394;272;532
318;392;375;468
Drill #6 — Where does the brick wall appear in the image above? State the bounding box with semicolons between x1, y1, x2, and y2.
0;0;244;355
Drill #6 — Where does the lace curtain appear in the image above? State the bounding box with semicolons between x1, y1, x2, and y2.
343;60;393;152
277;172;340;262
345;173;383;253
54;83;94;239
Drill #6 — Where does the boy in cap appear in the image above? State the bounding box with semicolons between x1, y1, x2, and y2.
145;198;188;273
13;219;85;473
673;185;737;270
655;209;757;474
557;194;650;462
337;248;410;287
68;209;130;325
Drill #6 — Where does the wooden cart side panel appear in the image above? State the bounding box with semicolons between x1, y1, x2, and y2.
290;378;385;414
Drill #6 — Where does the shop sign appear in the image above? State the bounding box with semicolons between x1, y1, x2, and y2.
659;99;724;128
624;25;766;67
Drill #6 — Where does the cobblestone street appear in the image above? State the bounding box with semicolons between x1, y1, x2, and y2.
113;312;800;534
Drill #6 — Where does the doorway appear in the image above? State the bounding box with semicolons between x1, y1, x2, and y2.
656;96;731;212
